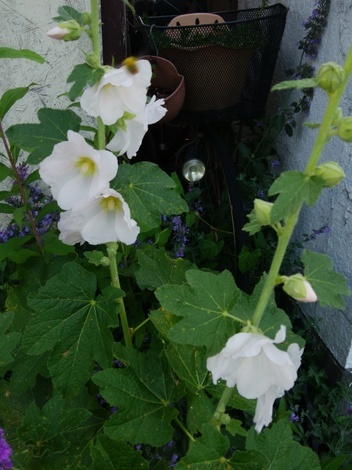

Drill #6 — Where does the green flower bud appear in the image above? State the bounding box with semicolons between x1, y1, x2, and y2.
317;62;346;93
254;199;273;226
282;274;317;303
81;12;92;25
46;20;82;41
315;161;345;188
85;52;100;69
337;116;352;142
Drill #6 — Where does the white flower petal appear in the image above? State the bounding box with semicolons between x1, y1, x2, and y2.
253;386;280;433
206;325;303;432
39;131;118;210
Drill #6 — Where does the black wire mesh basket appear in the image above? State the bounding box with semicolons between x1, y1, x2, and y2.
138;3;288;121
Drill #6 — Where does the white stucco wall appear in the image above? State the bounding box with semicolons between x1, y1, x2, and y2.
268;0;352;369
0;0;90;127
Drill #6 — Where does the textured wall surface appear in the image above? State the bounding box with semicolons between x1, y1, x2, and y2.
268;0;352;369
0;0;90;127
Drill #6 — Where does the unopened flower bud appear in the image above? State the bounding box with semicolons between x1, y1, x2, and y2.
282;274;317;303
85;52;100;69
47;20;82;41
81;12;91;25
317;62;346;93
337;116;352;142
254;199;273;226
315;161;345;188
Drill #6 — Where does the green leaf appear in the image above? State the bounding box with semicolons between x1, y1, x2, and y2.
18;394;91;455
245;420;321;470
0;162;12;183
271;78;318;91
165;343;210;393
238;246;261;273
42;231;76;256
302;250;350;309
0;235;37;263
0;85;32;120
155;270;241;355
54;5;87;25
243;209;262;235
8;350;49;395
0;47;45;63
22;262;120;397
0;312;21;367
91;435;149;470
67;63;105;100
226;418;247;437
112;162;189;231
135;248;193;290
0;202;14;214
176;424;231;469
229;450;269;469
93;346;185;447
186;391;214;434
6;108;81;164
269;171;324;223
321;455;349;470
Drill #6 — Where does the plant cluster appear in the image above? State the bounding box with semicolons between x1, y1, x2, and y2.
0;1;350;469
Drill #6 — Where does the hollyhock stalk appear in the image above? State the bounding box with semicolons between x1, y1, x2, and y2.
90;0;132;348
212;45;352;433
252;45;352;329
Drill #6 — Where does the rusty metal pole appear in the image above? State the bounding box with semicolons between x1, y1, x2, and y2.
101;0;129;66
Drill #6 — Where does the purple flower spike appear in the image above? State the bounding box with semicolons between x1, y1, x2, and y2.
0;428;13;470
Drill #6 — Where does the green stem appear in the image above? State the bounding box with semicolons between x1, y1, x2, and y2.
131;317;150;337
107;242;132;348
251;210;299;327
90;0;106;150
212;386;234;430
174;417;195;443
251;45;352;329
305;46;352;174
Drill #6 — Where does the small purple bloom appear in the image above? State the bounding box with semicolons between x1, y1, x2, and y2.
289;412;300;423
0;428;13;470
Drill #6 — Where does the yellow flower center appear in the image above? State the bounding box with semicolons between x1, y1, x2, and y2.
122;56;139;75
101;195;122;213
75;156;97;176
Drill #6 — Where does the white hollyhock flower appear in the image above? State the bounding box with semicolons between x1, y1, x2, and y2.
62;188;140;245
207;325;303;433
106;96;167;158
80;59;152;126
39;131;118;210
58;210;85;246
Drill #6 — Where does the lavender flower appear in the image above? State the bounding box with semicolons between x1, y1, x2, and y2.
0;428;13;470
289;412;300;423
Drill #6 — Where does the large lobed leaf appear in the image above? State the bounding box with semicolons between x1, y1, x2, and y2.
112;162;189;231
269;171;324;223
243;420;321;470
155;269;243;356
302;250;350;309
91;435;149;470
135;248;193;290
22;262;120;397
6;108;81;164
93;344;185;447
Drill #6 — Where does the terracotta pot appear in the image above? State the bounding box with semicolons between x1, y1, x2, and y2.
141;55;185;123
